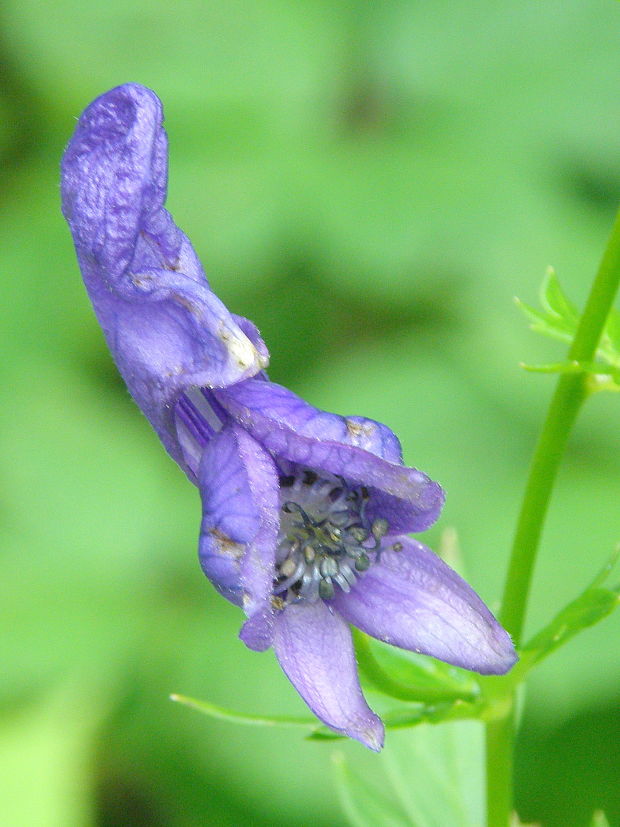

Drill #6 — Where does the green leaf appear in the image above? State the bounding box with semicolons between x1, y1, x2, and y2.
382;702;477;731
520;360;583;374
332;722;485;827
519;360;620;383
539;266;579;324
521;548;620;668
586;545;620;589
598;307;620;368
308;701;477;741
516;268;581;347
170;694;315;729
172;690;478;745
381;722;485;827
514;297;575;342
518;268;620;376
331;753;414;827
353;630;480;704
604;307;620;353
589;811;610;827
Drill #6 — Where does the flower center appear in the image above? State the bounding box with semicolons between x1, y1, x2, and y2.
273;469;389;605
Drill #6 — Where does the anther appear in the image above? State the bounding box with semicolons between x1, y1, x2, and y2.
348;526;368;543
319;579;335;600
371;518;389;539
320;557;338;578
355;553;370;571
280;557;297;578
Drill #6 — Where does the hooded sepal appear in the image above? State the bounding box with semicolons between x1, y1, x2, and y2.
61;83;268;473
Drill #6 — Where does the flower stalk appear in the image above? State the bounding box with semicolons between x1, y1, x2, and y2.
486;205;620;827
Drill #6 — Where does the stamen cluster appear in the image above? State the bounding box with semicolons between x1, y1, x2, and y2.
274;470;388;605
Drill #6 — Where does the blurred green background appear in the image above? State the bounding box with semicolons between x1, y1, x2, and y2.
1;1;619;824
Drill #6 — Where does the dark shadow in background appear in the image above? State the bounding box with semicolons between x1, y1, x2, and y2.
516;699;620;826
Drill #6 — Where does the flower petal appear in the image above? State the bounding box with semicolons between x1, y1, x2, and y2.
216;378;443;532
332;538;517;675
219;378;402;461
273;601;384;750
61;83;268;477
198;423;279;648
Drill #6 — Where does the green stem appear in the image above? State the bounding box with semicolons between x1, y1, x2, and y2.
485;206;620;827
485;712;514;827
501;206;620;645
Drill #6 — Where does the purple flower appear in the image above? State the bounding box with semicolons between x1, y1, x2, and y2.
62;84;517;751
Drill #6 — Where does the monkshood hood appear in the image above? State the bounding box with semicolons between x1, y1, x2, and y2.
61;83;516;750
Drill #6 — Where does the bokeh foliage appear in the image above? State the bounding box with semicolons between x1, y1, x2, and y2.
1;1;619;824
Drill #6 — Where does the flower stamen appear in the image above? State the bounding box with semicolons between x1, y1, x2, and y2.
274;469;388;605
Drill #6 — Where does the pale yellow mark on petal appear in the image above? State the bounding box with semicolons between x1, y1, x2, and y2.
218;323;259;371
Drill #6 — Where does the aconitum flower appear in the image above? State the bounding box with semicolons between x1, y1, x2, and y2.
61;84;517;750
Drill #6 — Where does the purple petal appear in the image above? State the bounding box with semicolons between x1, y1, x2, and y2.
216;378;443;532
61;83;268;478
219;378;402;461
332;538;517;675
273;602;384;750
198;423;279;646
61;84;175;281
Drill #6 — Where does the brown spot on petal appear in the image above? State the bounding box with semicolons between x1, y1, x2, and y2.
345;418;376;446
172;293;199;315
209;528;245;559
